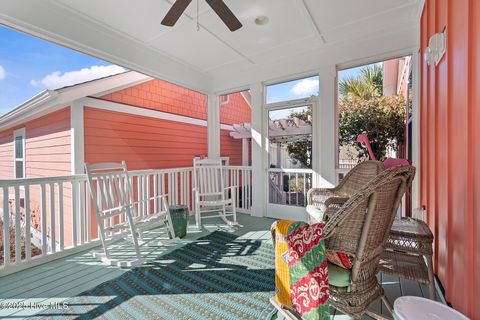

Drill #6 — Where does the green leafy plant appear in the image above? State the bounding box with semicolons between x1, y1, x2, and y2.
338;95;406;160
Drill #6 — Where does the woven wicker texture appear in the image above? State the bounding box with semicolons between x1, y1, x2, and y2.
307;161;384;224
379;217;435;299
322;165;416;319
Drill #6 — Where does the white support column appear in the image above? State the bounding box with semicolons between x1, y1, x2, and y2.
70;100;84;175
207;93;220;158
315;66;337;188
250;83;266;217
242;138;249;166
411;50;421;210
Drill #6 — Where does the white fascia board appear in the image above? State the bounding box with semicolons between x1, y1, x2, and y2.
0;0;212;94
0;91;59;130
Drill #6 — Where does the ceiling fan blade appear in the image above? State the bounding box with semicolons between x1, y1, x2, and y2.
205;0;242;31
161;0;193;26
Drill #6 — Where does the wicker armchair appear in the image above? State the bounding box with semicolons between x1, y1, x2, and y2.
307;160;384;223
323;165;416;319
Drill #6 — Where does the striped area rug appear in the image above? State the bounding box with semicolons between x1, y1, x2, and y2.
35;232;276;320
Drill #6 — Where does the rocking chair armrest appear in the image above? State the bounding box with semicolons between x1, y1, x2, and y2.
224;186;238;191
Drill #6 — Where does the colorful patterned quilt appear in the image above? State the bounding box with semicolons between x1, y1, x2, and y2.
271;220;330;320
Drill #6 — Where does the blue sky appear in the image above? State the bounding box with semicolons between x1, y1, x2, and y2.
0;25;124;115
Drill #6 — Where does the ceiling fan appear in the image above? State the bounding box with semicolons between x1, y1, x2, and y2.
161;0;243;32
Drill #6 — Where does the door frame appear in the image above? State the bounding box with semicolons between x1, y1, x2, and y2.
263;98;318;221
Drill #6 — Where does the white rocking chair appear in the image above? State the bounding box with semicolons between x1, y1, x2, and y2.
193;158;238;229
84;161;175;267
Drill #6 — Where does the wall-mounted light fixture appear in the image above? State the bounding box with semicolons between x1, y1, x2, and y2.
424;27;446;66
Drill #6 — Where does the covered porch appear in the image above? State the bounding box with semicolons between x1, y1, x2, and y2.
0;0;478;319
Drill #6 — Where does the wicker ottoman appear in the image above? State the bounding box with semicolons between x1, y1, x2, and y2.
379;217;435;299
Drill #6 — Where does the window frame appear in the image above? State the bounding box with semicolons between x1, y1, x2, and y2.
13;128;26;179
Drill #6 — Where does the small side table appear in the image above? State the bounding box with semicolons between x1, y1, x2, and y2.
379;217;435;299
168;205;189;239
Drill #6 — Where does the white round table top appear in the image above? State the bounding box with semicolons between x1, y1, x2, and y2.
393;296;469;320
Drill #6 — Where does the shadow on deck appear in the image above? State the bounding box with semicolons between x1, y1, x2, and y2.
0;214;440;319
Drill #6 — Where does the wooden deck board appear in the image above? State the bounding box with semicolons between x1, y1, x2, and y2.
0;214;440;319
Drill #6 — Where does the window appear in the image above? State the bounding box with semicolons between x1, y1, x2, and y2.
266;76;319;104
14;128;25;179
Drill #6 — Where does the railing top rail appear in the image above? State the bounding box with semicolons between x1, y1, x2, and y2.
0;174;87;187
268;168;313;173
0;166;253;187
223;165;252;170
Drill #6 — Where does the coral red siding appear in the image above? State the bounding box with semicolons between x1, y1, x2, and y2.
220;129;243;166
0;108;72;247
420;0;479;318
220;92;252;165
220;92;251;125
83;107;208;169
0;107;71;178
100;79;208;120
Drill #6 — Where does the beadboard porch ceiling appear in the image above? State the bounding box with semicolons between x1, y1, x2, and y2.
0;0;423;92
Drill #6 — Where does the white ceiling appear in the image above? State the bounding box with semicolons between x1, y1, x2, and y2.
0;0;423;92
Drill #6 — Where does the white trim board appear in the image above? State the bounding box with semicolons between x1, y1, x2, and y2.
77;97;234;131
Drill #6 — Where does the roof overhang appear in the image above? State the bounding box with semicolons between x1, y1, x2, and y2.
0;71;151;130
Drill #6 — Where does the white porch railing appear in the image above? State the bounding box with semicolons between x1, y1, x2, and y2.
0;165;252;276
268;168;313;207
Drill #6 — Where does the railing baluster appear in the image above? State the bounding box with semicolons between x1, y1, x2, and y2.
49;183;56;253
24;185;31;261
146;174;150;216
14;186;21;263
40;183;47;255
295;173;299;206
58;182;64;251
303;173;307;207
72;181;78;247
85;181;91;243
153;174;158;213
3;186;9;266
79;181;85;245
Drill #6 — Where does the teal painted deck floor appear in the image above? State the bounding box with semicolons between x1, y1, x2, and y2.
0;214;440;319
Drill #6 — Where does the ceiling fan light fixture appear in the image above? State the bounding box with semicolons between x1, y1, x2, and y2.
254;16;269;26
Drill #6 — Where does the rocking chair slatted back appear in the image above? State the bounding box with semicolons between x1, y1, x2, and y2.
193;158;225;197
192;158;238;228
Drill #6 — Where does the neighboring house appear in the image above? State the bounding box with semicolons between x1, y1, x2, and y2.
0;71;251;247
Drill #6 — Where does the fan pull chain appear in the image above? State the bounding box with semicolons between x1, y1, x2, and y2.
196;0;200;31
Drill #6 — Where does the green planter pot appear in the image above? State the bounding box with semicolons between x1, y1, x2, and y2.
168;205;189;239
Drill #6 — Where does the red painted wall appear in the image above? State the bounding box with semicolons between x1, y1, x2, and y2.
84;107;208;169
219;92;252;165
219;92;251;125
100;78;208;120
420;1;479;318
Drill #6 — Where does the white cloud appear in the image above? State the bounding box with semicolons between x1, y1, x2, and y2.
30;65;126;89
0;65;5;80
289;78;319;97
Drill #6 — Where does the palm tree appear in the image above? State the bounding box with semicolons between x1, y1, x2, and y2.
339;64;383;101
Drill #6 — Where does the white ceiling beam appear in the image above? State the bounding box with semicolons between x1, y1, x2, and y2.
0;0;212;93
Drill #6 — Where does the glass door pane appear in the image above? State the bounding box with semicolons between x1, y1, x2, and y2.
267;105;312;207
